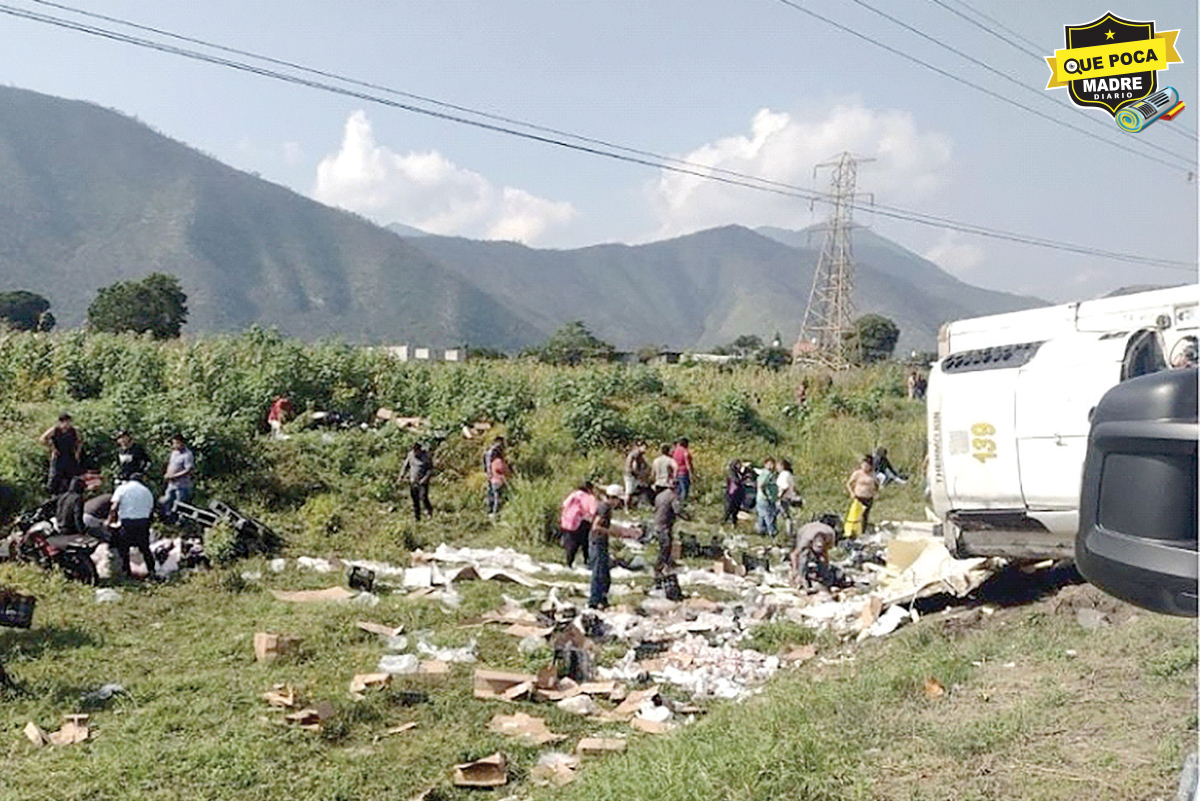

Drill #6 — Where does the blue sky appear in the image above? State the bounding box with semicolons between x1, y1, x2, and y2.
0;0;1196;301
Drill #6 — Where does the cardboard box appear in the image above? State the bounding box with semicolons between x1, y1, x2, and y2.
253;632;301;662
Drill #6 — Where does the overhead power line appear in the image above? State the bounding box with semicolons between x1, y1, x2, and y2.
768;0;1195;172
934;0;1050;61
843;0;1194;165
0;0;1193;272
929;0;1199;144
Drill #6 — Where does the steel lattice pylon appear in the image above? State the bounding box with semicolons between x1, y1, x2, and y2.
796;152;871;369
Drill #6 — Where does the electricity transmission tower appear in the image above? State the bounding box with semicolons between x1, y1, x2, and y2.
796;152;872;369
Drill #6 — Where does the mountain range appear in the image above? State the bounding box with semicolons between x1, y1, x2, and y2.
0;85;1045;352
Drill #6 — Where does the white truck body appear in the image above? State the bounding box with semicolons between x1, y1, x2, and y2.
927;285;1199;559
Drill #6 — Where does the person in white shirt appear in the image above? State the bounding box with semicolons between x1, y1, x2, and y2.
108;473;156;580
776;458;802;537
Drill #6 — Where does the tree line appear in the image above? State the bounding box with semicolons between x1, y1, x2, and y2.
522;315;902;367
0;273;188;339
3;274;903;366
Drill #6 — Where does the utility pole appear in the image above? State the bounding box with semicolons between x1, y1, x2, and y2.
796;152;872;369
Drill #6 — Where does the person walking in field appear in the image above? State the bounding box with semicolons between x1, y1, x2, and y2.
587;489;640;609
623;442;651;509
483;436;505;481
114;430;151;483
487;448;510;517
845;455;879;538
107;472;156;580
776;458;802;537
722;459;746;527
652;486;682;579
754;458;779;536
161;434;195;523
560;481;597;567
400;442;434;522
267;395;294;438
650;444;676;495
671;437;694;504
38;412;82;495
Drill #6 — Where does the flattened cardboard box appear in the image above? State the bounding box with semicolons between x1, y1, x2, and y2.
452;752;507;787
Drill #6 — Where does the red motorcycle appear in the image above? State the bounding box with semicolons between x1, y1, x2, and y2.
8;502;100;585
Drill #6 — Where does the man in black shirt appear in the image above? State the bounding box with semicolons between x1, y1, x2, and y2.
114;431;151;483
399;442;434;522
653;487;683;578
54;477;86;537
38;412;82;495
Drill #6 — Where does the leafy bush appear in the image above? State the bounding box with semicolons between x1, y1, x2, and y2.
563;392;629;450
503;477;568;546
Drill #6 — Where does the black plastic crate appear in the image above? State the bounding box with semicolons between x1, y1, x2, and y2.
0;594;36;629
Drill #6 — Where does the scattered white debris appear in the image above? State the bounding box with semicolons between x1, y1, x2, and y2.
94;588;120;603
416;636;477;664
351;592;381;607
84;683;126;703
556;694;600;716
861;604;913;640
377;654;420;675
600;635;781;700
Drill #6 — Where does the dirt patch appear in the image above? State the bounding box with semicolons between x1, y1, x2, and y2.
1044;582;1141;626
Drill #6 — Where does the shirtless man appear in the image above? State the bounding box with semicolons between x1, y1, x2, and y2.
789;519;836;590
845;455;879;532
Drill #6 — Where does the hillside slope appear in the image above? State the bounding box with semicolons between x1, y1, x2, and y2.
404;226;1045;352
0;85;1043;352
0;86;537;348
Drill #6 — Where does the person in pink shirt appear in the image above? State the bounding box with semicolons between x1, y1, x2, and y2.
488;450;510;516
671;437;694;504
559;481;597;567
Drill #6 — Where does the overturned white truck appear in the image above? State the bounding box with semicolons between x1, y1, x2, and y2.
927;285;1198;560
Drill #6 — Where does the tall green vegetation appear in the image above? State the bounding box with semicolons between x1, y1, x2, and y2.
0;328;926;542
0;290;54;332
527;321;616;365
87;273;189;339
850;313;901;364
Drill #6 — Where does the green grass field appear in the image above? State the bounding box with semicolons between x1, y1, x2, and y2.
0;333;1193;800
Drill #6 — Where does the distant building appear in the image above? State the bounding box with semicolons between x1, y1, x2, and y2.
688;352;737;364
611;351;639;365
650;350;682;365
379;344;468;363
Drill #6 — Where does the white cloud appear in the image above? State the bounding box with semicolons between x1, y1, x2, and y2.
650;102;953;238
313;111;576;243
923;231;985;278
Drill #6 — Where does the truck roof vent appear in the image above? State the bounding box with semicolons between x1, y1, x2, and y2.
941;341;1045;374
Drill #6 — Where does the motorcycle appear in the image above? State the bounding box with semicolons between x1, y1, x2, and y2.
6;502;102;585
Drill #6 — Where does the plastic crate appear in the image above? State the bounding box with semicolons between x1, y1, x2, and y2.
0;594;36;629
